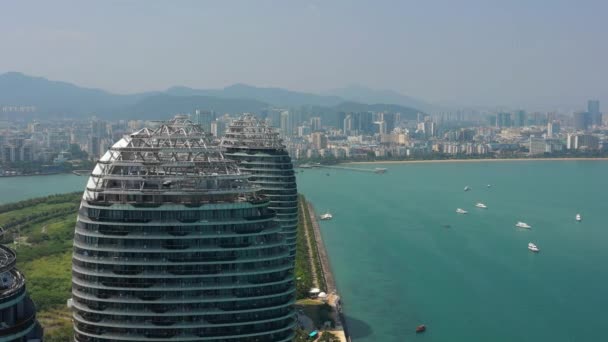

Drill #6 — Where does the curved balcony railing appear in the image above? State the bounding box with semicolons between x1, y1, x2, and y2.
0;270;25;302
76;283;293;302
74;320;295;342
72;251;289;267
72;269;294;290
0;245;16;273
0;312;37;338
79;222;280;238
78;215;276;227
73;310;294;329
72;238;286;254
71;295;295;316
71;252;290;273
72;286;294;304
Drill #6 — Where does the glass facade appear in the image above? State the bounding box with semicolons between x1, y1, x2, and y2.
0;244;43;341
71;117;295;342
221;114;298;257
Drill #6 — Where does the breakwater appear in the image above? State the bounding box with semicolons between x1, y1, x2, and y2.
306;200;351;342
317;165;381;173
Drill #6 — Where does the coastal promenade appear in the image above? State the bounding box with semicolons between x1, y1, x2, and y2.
307;202;336;293
306;201;350;342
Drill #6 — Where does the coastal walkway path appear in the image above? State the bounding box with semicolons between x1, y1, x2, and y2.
307;202;335;293
306;201;350;342
300;199;320;289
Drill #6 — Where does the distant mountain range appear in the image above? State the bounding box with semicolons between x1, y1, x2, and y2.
0;72;428;120
165;84;344;107
325;85;436;113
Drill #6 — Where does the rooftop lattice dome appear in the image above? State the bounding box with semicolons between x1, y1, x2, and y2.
84;116;252;202
221;113;285;150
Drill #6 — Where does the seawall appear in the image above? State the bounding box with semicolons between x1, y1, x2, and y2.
306;200;352;342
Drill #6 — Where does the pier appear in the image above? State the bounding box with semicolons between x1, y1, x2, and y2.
71;169;93;176
317;165;387;174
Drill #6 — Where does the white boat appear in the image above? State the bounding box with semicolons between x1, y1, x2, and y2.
374;168;387;174
528;242;540;252
475;203;487;209
576;214;582;222
320;212;333;220
456;208;468;214
515;221;531;229
464;186;471;192
487;184;491;188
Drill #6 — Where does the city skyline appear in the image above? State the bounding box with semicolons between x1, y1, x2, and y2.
1;1;607;109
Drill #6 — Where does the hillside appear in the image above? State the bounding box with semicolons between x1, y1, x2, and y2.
116;94;270;120
0;72;426;119
326;85;436;113
167;83;344;107
0;72;151;117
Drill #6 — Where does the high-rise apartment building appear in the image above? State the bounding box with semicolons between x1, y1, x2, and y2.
587;100;601;126
547;121;560;138
210;120;226;137
573;112;590;131
567;133;599;150
496;112;512;128
1;137;34;163
221;114;298;257
71;116;295;342
515;110;527;127
1;235;43;341
311;132;328;149
193;110;215;132
278;111;298;137
343;115;353;135
376;120;387;135
310;117;321;132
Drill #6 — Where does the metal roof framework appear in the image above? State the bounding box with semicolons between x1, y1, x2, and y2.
85;116;254;202
221;114;286;150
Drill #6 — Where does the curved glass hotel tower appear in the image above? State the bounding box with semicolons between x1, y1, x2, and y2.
71;117;295;341
221;114;298;257
0;236;43;341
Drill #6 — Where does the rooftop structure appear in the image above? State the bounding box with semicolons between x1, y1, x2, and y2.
220;114;286;150
221;114;298;257
71;116;295;342
1;230;43;341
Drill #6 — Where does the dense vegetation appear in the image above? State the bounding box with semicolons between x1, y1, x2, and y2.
301;196;326;292
0;192;81;341
295;196;314;299
295;194;327;299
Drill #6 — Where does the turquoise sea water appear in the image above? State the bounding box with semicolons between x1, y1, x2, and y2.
297;161;608;342
1;162;607;341
0;174;87;204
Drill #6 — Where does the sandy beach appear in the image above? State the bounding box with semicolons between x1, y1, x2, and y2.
345;157;608;165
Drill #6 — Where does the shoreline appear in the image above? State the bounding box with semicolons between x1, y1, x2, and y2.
344;157;608;165
0;171;68;178
305;200;351;342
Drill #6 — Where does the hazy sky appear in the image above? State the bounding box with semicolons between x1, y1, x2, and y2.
0;0;606;107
